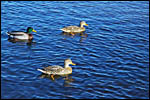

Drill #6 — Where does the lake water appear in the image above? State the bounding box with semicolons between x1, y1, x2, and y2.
1;1;149;99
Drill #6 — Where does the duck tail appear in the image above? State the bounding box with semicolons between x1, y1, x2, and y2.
6;32;10;35
37;69;46;73
60;28;65;31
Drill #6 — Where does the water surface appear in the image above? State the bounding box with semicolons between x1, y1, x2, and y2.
1;1;149;99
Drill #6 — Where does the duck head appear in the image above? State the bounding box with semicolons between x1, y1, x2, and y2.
64;59;76;67
27;27;37;33
80;21;88;27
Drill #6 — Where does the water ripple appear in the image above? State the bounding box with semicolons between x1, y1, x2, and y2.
1;1;149;99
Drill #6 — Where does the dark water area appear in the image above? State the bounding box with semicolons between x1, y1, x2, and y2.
1;1;149;99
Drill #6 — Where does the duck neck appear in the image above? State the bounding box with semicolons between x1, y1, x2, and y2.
80;24;84;28
64;63;70;68
29;34;33;40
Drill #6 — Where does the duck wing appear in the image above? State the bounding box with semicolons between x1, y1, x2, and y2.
61;26;85;33
61;26;79;32
7;31;30;39
7;31;26;36
43;65;64;74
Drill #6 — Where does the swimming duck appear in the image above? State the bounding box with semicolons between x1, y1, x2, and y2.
37;59;76;80
61;21;88;35
7;27;37;40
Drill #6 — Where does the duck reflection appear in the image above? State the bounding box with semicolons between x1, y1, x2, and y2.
61;32;88;42
8;38;36;45
38;73;74;87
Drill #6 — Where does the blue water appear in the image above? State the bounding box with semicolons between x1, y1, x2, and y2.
1;1;149;99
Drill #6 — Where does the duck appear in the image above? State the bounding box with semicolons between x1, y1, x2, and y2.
7;27;37;40
61;21;88;35
37;59;76;80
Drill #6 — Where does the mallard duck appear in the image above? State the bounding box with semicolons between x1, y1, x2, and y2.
61;21;88;34
7;27;37;40
37;59;76;80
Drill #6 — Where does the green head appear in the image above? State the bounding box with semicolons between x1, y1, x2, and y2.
27;27;37;33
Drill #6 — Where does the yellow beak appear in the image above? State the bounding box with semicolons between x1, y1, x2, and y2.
32;29;37;32
71;62;76;65
85;24;88;26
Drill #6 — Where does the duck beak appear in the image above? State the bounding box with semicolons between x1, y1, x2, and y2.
71;62;76;65
32;29;37;32
85;24;88;26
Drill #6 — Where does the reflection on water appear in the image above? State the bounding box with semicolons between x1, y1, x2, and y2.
63;76;74;87
38;73;74;87
8;38;36;45
61;32;88;42
2;1;149;99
